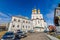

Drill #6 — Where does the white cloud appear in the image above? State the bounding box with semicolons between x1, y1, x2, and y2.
45;10;54;25
46;11;54;18
0;12;9;18
45;4;58;25
0;12;11;23
0;17;11;24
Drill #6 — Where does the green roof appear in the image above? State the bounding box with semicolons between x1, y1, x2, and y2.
35;27;41;28
35;27;44;29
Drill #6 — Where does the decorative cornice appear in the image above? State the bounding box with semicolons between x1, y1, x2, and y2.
31;18;44;20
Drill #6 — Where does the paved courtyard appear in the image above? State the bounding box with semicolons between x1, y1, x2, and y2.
21;32;51;40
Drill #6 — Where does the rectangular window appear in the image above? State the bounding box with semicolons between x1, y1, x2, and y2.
29;21;30;24
33;16;34;19
26;21;28;23
26;26;27;28
38;21;40;23
23;20;25;23
14;19;16;21
17;25;19;28
13;25;15;27
23;26;24;28
18;20;20;22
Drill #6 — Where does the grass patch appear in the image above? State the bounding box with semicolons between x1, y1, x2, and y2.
0;31;7;39
56;35;60;39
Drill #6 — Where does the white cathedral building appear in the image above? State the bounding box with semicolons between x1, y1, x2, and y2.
31;8;47;32
8;8;47;32
8;16;33;33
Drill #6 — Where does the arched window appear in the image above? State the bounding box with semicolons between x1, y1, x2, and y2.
14;19;16;21
23;20;25;23
17;25;19;28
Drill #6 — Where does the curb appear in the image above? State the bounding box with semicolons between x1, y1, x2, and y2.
46;34;60;40
45;34;51;40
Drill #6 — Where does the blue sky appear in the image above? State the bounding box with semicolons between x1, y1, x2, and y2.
0;0;60;25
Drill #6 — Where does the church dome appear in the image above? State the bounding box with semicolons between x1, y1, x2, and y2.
32;8;37;14
33;9;37;12
38;9;40;14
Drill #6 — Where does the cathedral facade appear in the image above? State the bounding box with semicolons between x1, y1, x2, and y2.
31;8;47;32
8;8;47;32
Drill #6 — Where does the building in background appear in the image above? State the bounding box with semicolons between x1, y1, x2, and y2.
8;16;33;33
54;4;60;32
0;23;9;31
54;4;60;26
31;8;47;32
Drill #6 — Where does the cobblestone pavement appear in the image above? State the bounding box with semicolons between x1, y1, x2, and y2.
21;32;51;40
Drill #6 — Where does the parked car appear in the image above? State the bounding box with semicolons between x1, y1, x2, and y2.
44;30;48;33
1;32;15;40
14;34;21;40
28;30;35;33
16;31;27;38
